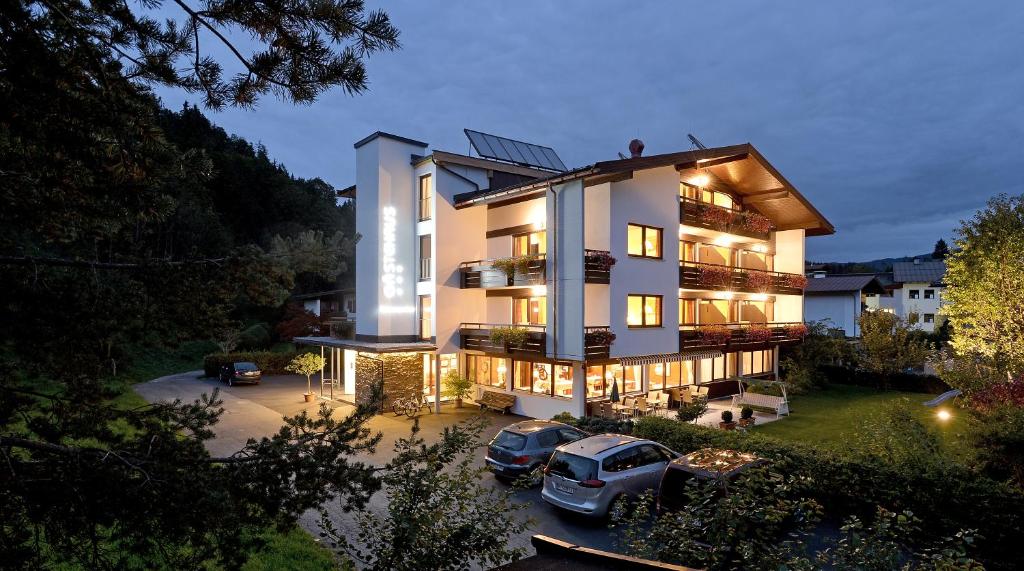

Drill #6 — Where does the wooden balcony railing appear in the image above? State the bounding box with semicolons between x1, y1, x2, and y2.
679;261;806;295
584;249;613;284
459;323;546;357
679;322;807;352
583;326;614;360
459;255;546;288
680;198;772;241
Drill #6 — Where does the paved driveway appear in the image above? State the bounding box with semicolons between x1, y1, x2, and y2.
135;372;619;561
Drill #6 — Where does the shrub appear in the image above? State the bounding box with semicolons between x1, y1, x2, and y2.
720;410;733;423
739;211;773;234
698;264;732;288
490;256;531;280
740;406;754;420
969;376;1024;412
631;416;1024;570
700;325;732;345
330;320;355;339
785;323;808;339
202;350;299;377
676;397;708;423
584;250;617;271
551;413;632;435
584;328;616;347
490;326;530;348
238;322;272;350
744;270;773;291
442;370;473;402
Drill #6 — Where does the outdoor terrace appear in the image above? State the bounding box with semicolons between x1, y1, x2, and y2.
678;321;807;352
679;260;807;295
459;322;547;358
680;197;772;241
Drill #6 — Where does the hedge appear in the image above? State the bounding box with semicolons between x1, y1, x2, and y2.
202;351;298;378
631;416;1024;570
817;364;950;394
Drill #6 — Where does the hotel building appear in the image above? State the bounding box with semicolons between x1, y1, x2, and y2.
297;130;834;419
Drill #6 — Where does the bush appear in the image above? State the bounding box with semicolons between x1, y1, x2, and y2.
720;410;733;423
202;351;299;377
551;412;632;435
676;397;708;423
818;364;949;393
238;322;272;350
740;406;754;420
631;416;1024;570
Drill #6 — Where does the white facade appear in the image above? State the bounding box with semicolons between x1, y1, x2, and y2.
330;133;832;419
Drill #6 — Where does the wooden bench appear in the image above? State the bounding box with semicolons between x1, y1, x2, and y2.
478;390;516;414
732;392;789;418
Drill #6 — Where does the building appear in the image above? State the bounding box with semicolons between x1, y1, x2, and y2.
866;259;946;332
294;288;356;320
296;130;833;418
803;273;886;336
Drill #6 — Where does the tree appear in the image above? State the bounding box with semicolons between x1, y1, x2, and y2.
325;416;529;570
287;352;327;396
933;238;950;260
277;303;324;340
858;311;930;388
943;194;1024;378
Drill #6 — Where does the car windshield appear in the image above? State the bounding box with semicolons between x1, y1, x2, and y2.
547;451;598;482
491;430;527;451
235;362;259;371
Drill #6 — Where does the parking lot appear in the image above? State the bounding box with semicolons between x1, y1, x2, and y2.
135;372;619;559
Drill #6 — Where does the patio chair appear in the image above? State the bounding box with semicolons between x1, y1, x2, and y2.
598;401;616;420
647;391;668;412
667;387;683;408
634;396;651;417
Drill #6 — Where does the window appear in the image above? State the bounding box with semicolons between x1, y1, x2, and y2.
513;296;546;326
585;363;640;398
603;447;641;472
467;355;507;388
512;360;571;398
680;184;737;210
909;289;920;299
679;298;696;325
422;353;456;401
418;235;431;281
418;174;432;221
699;299;735;324
513;231;546;256
924;289;935;299
627;224;662;259
418;295;432;340
536;430;559;448
741;350;774;376
924;313;935;323
627;294;662;327
739;300;773;323
679;240;696;263
647;360;694;390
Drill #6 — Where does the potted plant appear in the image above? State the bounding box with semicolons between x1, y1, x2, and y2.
737;406;756;428
442;370;473;408
719;409;737;430
491;256;531;285
698;264;732;288
745;325;772;344
584;250;617;271
676;396;708;424
584;328;616;347
285;352;326;402
700;325;733;346
489;326;530;349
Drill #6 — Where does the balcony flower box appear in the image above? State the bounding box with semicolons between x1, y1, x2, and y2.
697;204;733;229
785;323;808;339
489;326;530;348
700;325;732;346
698;265;732;288
745;270;773;291
584;329;616;347
745;325;772;343
739;211;773;234
585;251;617;272
491;256;533;286
783;274;808;290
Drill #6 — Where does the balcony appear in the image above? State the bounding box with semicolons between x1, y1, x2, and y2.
679;261;807;295
583;326;614;360
680;198;772;241
459;323;546;358
679;322;807;352
584;249;614;284
460;255;546;289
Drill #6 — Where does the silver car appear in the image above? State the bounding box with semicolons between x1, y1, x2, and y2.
485;420;587;483
541;434;679;518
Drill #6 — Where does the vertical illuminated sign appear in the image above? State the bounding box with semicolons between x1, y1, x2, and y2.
380;206;413;313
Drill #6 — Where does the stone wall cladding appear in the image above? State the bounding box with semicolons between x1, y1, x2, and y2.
355;352;423;409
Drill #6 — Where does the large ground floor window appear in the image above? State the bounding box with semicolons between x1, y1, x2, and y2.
646;360;695;390
585;363;641;399
513;360;573;398
423;353;457;401
741;349;774;376
466;354;508;388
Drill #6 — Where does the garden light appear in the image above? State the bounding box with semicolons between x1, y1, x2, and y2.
936;409;952;422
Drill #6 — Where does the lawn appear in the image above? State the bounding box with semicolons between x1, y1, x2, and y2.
753;384;973;461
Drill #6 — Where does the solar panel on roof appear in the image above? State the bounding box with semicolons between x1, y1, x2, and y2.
464;129;567;171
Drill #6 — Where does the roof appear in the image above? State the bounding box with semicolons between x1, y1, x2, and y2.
892;260;946;284
293;336;436;353
507;420;567;434
291;288;355;301
556;434;641;457
804;274;886;294
353;131;428;149
452;143;834;236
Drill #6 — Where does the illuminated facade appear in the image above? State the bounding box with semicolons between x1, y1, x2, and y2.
296;132;833;419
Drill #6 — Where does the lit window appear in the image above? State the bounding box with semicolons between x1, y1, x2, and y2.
909;289;920;299
924;289;935;299
627;294;662;327
924;313;935;323
513;296;546;326
418;174;432;221
513;231;546;256
627;224;662;258
418;295;432;340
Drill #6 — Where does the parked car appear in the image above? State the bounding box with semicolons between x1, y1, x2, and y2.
486;420;587;483
541;434;678;518
657;448;766;513
219;361;262;386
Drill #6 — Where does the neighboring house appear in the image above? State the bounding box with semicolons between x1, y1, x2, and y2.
803;273;886;337
293;288;356;321
295;130;833;417
875;259;946;332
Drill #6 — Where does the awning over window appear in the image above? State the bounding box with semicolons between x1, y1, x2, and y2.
618;350;723;367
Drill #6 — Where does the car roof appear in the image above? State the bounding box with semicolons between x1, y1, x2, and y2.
505;420;570;434
555;434;646;457
668;448;766;479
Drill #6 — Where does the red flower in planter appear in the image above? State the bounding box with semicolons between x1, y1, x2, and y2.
699;265;732;288
745;326;772;343
785;274;808;290
745;270;773;291
739;212;773;234
700;325;733;345
698;204;733;229
785;323;808;339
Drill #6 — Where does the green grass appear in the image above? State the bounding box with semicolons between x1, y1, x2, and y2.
753;384;973;461
241;527;340;571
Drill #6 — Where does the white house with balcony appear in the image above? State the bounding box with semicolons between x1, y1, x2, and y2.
296;130;834;419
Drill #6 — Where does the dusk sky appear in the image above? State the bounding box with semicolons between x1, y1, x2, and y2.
155;1;1024;262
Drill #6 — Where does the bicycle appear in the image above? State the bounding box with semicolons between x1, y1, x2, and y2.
391;393;429;418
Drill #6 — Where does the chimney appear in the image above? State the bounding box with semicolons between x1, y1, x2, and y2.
628;139;644;158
